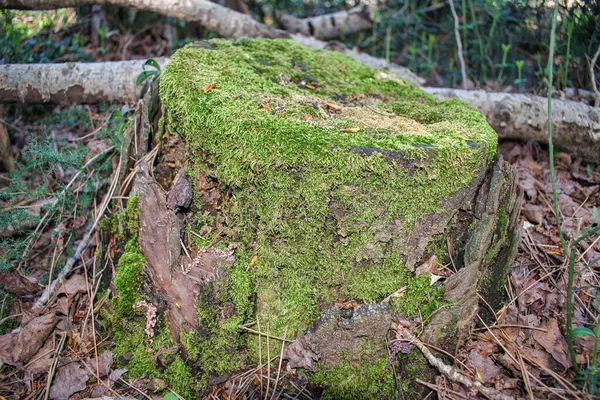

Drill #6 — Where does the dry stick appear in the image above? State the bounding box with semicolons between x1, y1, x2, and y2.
516;350;534;400
257;317;264;398
43;332;67;400
472;324;548;333
33;157;121;309
397;328;513;400
270;326;288;400
448;0;467;89
266;321;271;400
576;234;600;263
238;324;294;343
82;254;100;383
416;378;468;400
590;43;600;107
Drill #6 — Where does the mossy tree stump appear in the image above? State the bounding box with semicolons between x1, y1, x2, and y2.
116;39;521;398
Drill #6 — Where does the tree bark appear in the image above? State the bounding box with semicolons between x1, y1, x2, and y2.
0;58;168;105
276;4;373;40
0;0;289;39
424;88;600;163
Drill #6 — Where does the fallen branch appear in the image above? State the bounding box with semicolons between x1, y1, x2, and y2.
395;327;513;400
0;0;288;40
423;87;600;163
0;58;169;105
276;4;373;40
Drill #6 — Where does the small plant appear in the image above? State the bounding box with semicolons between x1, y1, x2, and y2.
136;58;162;86
426;33;435;74
559;20;574;90
546;4;600;394
384;26;392;67
573;287;600;394
497;43;511;83
514;60;525;92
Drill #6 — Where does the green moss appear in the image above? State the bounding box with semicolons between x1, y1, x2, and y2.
125;194;139;238
313;351;396;400
160;38;497;389
113;239;144;315
396;350;431;398
164;356;196;398
392;274;444;321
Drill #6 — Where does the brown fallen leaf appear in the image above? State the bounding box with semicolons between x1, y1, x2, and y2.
341;127;360;133
533;319;571;369
84;350;113;378
58;274;89;296
302;113;310;121
0;312;57;365
49;362;89;400
306;84;316;90
261;104;273;113
326;102;341;110
0;270;38;296
283;336;318;371
415;255;441;276
468;349;502;384
202;82;216;93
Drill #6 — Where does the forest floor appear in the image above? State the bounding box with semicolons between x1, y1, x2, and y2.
1;22;600;400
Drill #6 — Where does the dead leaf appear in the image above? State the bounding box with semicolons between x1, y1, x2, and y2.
49;362;89;400
261;104;273;113
521;204;547;225
302;113;310;121
326;102;341;111
341;127;360;133
533;319;571;369
468;349;502;384
202;82;216;93
109;368;128;382
0;312;57;365
0;271;38;296
58;274;88;296
415;255;441;277
283;336;318;371
306;84;316;90
85;350;113;378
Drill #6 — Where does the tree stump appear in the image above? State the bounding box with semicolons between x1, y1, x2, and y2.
116;39;521;398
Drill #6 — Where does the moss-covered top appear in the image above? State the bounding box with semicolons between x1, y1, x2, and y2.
159;38;496;348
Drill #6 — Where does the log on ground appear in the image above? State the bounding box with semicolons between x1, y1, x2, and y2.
425;87;600;163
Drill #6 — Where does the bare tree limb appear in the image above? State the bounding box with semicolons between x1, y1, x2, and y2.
394;327;514;400
276;4;373;40
0;0;289;39
0;58;168;105
424;87;600;163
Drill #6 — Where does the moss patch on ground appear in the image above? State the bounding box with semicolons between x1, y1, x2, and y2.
160;38;497;394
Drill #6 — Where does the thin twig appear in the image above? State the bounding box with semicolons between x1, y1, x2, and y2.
448;0;468;89
270;326;288;400
590;42;600;107
395;327;514;400
239;324;294;343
